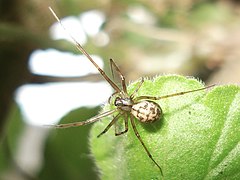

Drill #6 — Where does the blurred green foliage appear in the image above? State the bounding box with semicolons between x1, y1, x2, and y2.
39;107;100;180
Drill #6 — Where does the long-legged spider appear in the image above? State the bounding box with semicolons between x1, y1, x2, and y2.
48;7;214;177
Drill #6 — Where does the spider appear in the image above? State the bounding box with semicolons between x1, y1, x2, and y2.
48;7;214;177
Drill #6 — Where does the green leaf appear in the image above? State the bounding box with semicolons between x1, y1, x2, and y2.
40;107;100;180
0;103;25;175
89;75;240;179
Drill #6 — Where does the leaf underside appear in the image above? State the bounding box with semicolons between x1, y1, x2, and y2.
89;75;240;180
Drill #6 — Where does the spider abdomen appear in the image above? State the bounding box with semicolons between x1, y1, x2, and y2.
131;101;162;123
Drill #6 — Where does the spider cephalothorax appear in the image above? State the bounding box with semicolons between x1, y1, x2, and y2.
114;97;133;111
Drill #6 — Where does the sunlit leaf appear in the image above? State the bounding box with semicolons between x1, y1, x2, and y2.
90;75;240;179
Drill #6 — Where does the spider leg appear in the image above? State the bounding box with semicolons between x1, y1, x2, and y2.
115;113;129;136
110;59;127;94
97;112;122;138
130;115;163;176
49;7;121;93
134;84;215;101
130;77;144;99
108;91;118;104
46;109;118;129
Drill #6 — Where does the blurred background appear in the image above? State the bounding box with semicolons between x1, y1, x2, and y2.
0;0;240;179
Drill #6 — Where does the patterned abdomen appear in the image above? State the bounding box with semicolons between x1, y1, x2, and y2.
131;101;162;123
